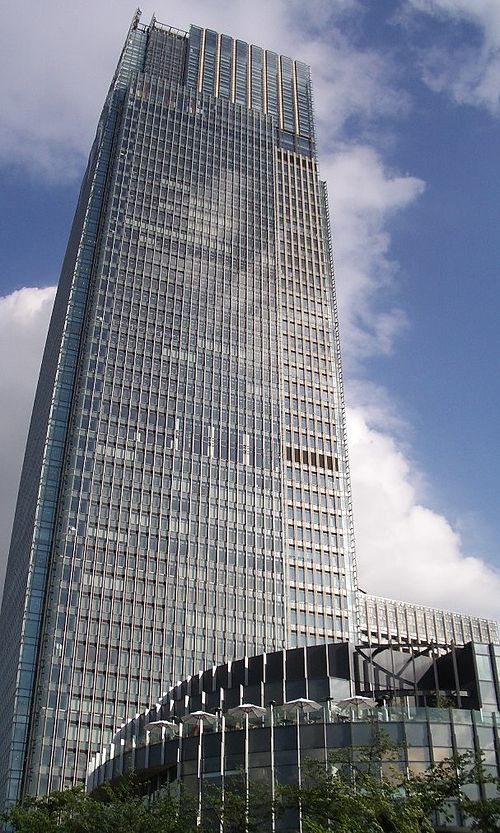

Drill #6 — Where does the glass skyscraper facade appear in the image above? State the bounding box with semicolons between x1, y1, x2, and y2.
0;14;358;807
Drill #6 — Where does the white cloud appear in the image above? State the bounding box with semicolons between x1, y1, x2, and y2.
407;0;500;38
298;36;410;148
347;401;500;621
0;1;406;179
321;144;500;623
0;3;118;180
319;2;500;623
0;288;55;598
322;145;425;363
404;0;500;114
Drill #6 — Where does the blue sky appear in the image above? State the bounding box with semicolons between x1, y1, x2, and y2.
0;0;499;619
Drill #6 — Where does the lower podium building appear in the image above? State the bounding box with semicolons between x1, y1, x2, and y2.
359;592;499;650
88;640;500;831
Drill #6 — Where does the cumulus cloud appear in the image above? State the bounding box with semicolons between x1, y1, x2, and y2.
297;35;410;146
322;145;425;363
0;287;55;597
347;402;500;621
0;3;120;180
402;0;500;114
0;0;406;179
317;145;500;623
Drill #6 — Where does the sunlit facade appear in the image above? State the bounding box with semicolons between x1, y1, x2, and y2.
359;592;499;650
0;14;357;807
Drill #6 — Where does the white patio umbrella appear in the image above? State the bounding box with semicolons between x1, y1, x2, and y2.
227;703;267;719
227;704;267;830
182;711;217;827
182;710;218;724
147;720;177;729
336;696;377;719
282;698;322;833
282;697;322;715
336;696;376;710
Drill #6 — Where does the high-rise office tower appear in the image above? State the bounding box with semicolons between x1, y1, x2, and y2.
0;13;358;807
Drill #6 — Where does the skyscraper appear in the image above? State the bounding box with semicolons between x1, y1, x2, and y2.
0;13;358;807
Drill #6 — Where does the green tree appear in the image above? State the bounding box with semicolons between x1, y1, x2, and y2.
2;781;199;833
4;744;500;833
463;794;500;833
282;756;434;833
202;774;274;832
405;750;500;832
280;734;500;833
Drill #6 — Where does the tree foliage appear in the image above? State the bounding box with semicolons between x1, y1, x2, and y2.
201;774;274;833
280;733;500;833
3;738;499;833
2;781;199;833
